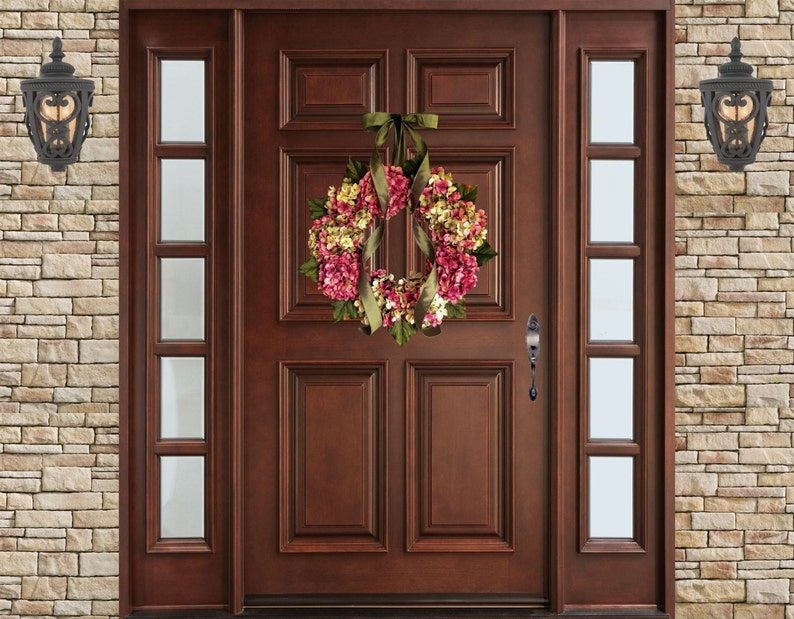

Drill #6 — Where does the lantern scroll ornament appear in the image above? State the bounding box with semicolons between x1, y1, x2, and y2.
698;37;772;171
21;38;95;172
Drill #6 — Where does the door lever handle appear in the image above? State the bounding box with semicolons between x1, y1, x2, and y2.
526;314;540;402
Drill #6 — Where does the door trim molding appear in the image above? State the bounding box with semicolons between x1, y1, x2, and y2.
119;4;675;617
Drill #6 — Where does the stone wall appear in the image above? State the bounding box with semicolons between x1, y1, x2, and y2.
675;0;794;617
0;1;120;617
0;1;793;618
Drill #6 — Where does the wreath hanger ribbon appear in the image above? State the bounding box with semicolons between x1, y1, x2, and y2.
358;112;439;336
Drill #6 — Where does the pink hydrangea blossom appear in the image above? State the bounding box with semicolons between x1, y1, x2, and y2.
434;245;479;303
319;252;360;301
358;166;411;219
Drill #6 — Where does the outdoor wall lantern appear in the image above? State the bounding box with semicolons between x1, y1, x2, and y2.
21;37;94;172
698;37;772;171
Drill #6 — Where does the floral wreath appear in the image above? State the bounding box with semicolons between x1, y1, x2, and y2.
299;113;496;345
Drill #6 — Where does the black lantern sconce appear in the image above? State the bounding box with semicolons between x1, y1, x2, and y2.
698;37;772;171
21;38;94;172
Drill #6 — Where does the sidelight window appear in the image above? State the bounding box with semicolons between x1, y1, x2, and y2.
148;56;212;549
581;53;646;551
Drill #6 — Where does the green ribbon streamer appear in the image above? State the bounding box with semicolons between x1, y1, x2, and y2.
357;221;384;335
358;112;440;337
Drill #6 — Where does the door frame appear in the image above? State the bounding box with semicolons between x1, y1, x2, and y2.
119;2;676;616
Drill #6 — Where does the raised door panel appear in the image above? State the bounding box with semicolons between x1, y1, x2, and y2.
406;148;513;318
280;361;387;552
281;50;387;129
280;149;382;320
407;49;515;128
407;361;514;552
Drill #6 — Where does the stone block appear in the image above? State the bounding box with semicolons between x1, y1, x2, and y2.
21;576;67;601
38;552;78;576
677;384;744;408
747;383;790;408
676;472;719;496
691;512;736;530
676;579;745;603
33;492;103;511
12;600;55;616
690;317;735;335
79;552;118;576
0;339;37;363
739;253;794;269
746;0;780;17
735;605;785;619
65;576;117;600
739;448;794;465
687;237;739;255
53;599;92;616
676;277;718;301
0;552;37;576
78;340;118;363
677;603;733;619
736;513;794;531
38;340;78;363
92;528;118;552
747;171;790;196
41;254;92;279
21;363;67;387
676;172;745;195
67;363;119;387
746;578;789;603
688;432;738;451
41;467;92;492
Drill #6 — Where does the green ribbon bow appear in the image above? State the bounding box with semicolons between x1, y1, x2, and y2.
357;112;440;337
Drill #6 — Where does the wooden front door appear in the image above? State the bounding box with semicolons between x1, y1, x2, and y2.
242;11;550;605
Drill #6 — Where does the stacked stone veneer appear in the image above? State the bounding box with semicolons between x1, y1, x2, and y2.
676;0;794;617
0;0;119;617
0;1;792;618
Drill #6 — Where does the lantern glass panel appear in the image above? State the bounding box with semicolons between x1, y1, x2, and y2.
37;92;79;147
715;92;757;154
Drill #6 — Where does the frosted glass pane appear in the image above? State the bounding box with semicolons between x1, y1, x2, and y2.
589;358;633;440
160;456;204;539
160;258;204;341
590;160;634;243
160;357;205;439
160;159;205;242
591;61;634;144
590;259;633;341
160;60;205;143
589;456;633;538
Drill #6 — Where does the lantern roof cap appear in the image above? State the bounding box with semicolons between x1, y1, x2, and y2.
719;37;754;77
40;38;75;77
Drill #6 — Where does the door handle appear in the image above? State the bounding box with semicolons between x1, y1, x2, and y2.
526;314;540;401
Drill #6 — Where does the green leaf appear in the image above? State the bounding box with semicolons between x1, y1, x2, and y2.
389;319;417;346
346;158;368;183
459;184;478;203
445;299;467;319
332;300;358;322
308;197;328;220
473;241;498;267
298;256;319;283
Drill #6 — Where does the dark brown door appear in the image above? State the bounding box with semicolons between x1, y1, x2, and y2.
243;11;550;604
